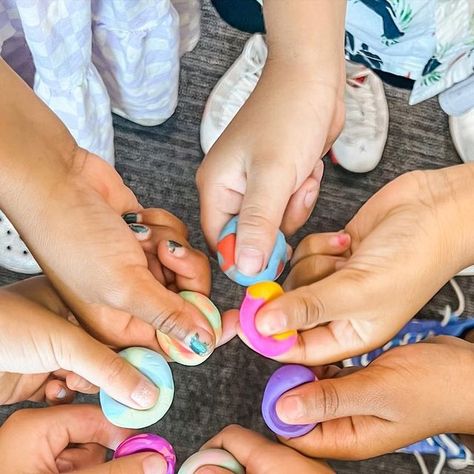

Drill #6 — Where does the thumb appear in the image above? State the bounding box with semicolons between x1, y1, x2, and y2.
276;370;382;425
76;453;167;474
63;326;159;410
255;268;373;336
236;158;294;276
122;269;216;357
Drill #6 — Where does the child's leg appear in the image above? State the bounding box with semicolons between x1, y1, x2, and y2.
15;0;114;164
170;0;201;56
91;0;180;127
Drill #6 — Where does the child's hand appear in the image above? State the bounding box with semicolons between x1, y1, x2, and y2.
277;336;474;460
0;404;167;473
0;276;159;410
253;166;474;365
195;425;333;474
197;34;345;277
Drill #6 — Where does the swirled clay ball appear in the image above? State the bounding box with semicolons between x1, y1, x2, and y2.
240;281;297;357
100;347;174;429
114;433;176;474
217;216;289;286
262;364;317;438
157;291;222;366
178;449;244;474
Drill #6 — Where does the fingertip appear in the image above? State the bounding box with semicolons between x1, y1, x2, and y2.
45;380;76;405
142;453;167;474
329;232;351;249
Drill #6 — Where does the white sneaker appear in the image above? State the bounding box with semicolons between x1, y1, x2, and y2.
200;34;267;154
200;35;389;175
171;0;201;56
0;211;41;274
330;62;389;173
449;108;474;163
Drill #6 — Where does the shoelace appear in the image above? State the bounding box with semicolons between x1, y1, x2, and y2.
220;52;265;126
413;434;474;474
342;73;380;142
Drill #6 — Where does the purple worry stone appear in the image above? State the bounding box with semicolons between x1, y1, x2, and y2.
114;433;176;474
262;364;317;438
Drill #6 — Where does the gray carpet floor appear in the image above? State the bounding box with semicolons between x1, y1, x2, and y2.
1;1;474;473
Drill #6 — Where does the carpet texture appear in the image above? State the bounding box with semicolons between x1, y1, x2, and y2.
1;1;473;473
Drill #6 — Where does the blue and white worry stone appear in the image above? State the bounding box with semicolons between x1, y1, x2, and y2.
100;347;174;429
217;216;289;287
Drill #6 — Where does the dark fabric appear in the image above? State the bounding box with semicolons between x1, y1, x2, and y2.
0;1;473;473
374;69;414;90
211;0;265;34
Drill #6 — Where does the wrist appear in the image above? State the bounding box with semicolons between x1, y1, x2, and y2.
264;0;346;69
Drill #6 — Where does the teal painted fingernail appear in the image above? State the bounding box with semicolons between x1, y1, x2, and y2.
187;332;211;356
122;212;138;224
129;224;149;234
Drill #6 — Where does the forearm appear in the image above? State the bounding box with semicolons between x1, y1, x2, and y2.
0;59;76;213
263;0;346;71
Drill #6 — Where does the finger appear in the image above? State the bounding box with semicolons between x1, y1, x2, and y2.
75;453;167;474
284;255;346;290
122;268;216;356
218;309;239;347
45;379;76;405
137;208;189;239
281;163;324;237
63;327;159;410
196;159;245;251
65;373;99;395
128;224;152;242
255;268;373;337
56;444;105;471
236;158;296;276
35;405;135;449
202;425;270;467
158;240;211;295
275;321;370;366
281;416;391;460
145;252;167;285
275;369;386;425
291;232;351;266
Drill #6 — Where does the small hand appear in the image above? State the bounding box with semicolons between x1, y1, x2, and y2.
197;55;344;276
277;336;474;459
0;276;158;410
254;166;474;364
195;425;333;474
0;405;167;473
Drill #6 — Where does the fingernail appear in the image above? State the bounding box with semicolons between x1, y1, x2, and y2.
304;188;319;209
129;224;149;234
186;328;214;356
143;454;166;474
278;395;305;423
122;212;140;224
56;387;67;399
56;458;74;472
167;240;186;257
329;233;350;247
257;309;287;335
131;379;158;409
237;248;264;276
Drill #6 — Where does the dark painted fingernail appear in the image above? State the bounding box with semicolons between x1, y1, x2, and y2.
129;224;149;234
123;212;139;224
167;240;186;257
